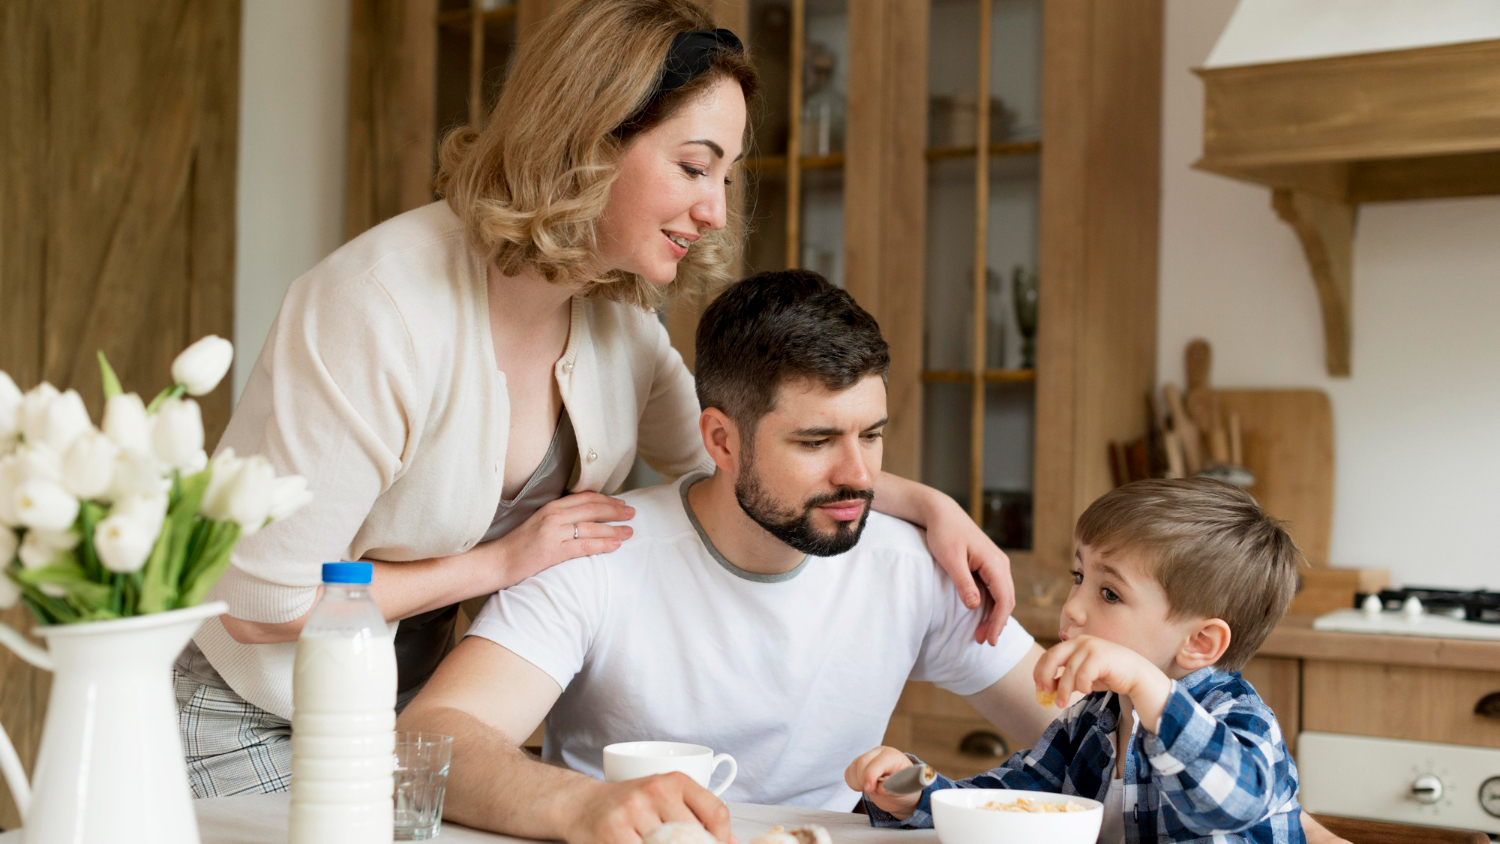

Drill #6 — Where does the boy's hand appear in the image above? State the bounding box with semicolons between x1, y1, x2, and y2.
845;747;921;819
1035;635;1175;729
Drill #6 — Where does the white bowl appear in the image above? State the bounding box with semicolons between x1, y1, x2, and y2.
931;788;1103;844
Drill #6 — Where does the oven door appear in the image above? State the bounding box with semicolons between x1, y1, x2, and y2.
1299;732;1500;833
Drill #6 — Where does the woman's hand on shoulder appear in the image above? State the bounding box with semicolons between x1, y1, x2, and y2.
924;498;1015;646
487;492;636;590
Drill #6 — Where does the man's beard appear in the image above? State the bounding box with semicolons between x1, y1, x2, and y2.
734;459;875;557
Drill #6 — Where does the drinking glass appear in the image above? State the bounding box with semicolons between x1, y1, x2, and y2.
393;732;454;841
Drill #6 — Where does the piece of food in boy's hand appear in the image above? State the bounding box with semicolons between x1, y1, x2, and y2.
1035;688;1057;707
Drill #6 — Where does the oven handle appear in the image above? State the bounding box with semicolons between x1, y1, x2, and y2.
1476;692;1500;719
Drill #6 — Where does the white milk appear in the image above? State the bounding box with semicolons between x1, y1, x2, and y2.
289;567;397;844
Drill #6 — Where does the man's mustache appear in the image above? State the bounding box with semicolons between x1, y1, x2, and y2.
804;487;874;509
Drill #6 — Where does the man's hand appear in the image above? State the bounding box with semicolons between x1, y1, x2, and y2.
844;746;920;820
564;773;734;844
1035;635;1175;728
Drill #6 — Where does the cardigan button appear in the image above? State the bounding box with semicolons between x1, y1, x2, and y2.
562;361;574;374
586;449;598;462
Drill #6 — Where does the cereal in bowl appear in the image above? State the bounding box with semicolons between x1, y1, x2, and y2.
981;797;1089;813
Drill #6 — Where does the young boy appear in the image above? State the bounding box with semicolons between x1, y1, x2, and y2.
847;478;1306;844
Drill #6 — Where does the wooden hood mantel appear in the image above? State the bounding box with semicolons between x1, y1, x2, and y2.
1193;38;1500;376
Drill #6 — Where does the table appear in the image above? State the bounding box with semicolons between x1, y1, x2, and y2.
0;794;934;844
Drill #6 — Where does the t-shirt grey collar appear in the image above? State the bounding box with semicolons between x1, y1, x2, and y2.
679;473;810;583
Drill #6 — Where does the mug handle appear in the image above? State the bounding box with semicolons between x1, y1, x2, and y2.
707;753;737;797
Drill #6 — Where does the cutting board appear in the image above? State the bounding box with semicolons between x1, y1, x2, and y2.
1215;389;1335;566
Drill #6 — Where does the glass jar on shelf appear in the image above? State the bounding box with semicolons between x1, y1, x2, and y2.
800;41;845;157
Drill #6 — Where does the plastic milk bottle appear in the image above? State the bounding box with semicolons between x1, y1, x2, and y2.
289;562;398;844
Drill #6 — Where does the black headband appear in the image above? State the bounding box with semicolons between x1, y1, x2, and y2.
654;28;744;97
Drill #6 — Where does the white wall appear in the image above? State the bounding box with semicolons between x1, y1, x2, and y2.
1205;0;1500;67
233;0;351;400
1159;0;1500;588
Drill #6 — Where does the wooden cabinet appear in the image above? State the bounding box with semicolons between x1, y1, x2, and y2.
1302;662;1500;751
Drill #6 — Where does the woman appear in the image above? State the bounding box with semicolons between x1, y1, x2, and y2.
174;0;1015;798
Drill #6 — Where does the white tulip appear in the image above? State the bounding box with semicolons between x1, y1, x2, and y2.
199;448;242;521
110;492;168;538
18;527;76;570
151;398;205;472
14;478;79;532
37;389;92;455
62;429;119;500
0;457;23;527
266;474;312;522
107;448;168;501
0;526;17;565
18;383;58;445
222;455;275;534
0;371;21;448
0;447;59;526
171;335;234;397
94;512;157;574
0;572;18;609
103;393;152;454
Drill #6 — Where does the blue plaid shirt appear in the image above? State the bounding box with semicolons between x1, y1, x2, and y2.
868;668;1304;844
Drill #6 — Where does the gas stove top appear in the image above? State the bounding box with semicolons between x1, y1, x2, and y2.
1312;586;1500;641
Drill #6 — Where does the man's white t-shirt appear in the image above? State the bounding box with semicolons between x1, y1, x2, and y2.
466;475;1035;811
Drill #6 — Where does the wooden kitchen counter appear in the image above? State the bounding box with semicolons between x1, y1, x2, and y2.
1005;605;1500;672
1259;614;1500;671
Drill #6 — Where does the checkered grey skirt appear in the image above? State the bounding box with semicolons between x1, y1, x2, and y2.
173;669;292;797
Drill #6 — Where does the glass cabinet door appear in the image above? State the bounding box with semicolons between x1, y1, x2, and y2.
921;0;1043;550
743;0;849;287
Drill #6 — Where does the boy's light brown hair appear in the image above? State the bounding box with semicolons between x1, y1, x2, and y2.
1075;478;1304;672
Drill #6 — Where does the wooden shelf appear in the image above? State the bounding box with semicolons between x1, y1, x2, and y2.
745;152;845;173
921;368;1036;384
1195;38;1500;376
436;6;518;29
925;140;1041;161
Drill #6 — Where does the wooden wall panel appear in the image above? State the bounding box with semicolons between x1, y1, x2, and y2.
0;0;240;828
346;0;439;241
1032;0;1163;585
844;0;929;481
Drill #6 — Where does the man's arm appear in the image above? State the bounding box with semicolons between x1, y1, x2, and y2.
960;642;1058;748
397;636;732;844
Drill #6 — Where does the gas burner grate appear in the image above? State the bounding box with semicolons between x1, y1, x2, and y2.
1353;587;1500;624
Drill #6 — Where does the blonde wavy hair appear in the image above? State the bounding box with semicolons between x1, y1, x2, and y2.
436;0;760;310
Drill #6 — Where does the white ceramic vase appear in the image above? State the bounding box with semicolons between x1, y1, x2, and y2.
0;601;227;844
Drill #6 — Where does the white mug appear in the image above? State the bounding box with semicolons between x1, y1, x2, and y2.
602;741;738;797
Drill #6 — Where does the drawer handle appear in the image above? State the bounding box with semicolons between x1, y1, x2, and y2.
1476;692;1500;720
958;730;1010;758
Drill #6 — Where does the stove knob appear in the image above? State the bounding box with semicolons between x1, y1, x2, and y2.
1411;774;1443;805
1402;595;1425;619
1481;777;1500;818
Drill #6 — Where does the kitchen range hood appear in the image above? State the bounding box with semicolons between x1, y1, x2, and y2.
1193;1;1500;375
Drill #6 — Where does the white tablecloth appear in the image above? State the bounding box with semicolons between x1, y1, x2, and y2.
0;794;936;844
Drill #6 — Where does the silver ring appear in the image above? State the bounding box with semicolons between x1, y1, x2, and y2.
573;524;579;540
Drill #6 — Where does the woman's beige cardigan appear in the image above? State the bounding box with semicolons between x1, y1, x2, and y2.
195;201;713;719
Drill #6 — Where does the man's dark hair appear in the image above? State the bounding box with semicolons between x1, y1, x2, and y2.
694;269;889;437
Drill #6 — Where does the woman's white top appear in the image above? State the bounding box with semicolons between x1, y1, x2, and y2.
194;201;713;719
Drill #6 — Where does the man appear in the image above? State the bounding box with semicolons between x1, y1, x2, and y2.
399;271;1346;844
400;270;1048;842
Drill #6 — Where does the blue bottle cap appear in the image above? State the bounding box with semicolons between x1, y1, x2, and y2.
321;562;374;584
